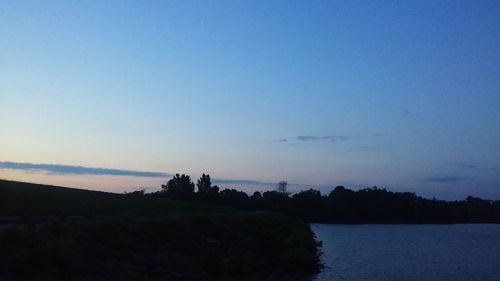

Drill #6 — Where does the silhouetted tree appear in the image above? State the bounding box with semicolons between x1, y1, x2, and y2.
155;174;500;223
262;190;289;211
277;181;288;195
291;189;324;221
161;173;195;200
219;189;250;209
251;191;263;200
210;185;220;194
197;173;212;193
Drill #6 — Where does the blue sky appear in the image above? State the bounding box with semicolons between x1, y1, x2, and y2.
1;0;499;199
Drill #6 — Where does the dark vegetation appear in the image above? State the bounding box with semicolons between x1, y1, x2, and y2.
1;173;498;280
0;214;319;281
153;174;500;224
0;179;321;281
0;179;228;216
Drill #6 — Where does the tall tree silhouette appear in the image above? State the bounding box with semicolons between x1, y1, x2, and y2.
277;180;288;195
197;173;212;193
162;173;195;200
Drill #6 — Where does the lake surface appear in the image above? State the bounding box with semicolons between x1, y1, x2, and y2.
311;224;500;281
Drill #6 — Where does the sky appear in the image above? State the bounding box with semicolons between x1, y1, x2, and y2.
1;0;499;199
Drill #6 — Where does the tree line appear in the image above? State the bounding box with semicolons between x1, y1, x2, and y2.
135;173;500;223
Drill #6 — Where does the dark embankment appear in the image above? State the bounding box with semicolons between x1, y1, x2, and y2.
0;214;320;281
0;180;321;281
0;180;228;216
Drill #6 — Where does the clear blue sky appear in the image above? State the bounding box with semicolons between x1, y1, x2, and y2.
1;0;499;199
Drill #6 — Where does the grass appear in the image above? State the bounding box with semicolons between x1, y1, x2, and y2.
0;180;229;216
0;180;321;280
0;214;320;281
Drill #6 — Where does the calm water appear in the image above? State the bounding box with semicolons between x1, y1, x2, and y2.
311;224;500;281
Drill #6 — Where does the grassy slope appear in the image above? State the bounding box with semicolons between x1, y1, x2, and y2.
0;180;321;281
0;214;320;281
0;180;228;215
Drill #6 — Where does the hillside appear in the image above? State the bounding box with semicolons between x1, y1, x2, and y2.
0;180;228;216
0;180;321;281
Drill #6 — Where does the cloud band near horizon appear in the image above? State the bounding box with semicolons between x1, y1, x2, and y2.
0;161;169;178
0;161;269;186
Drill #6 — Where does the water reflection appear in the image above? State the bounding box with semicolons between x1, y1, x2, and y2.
312;224;500;281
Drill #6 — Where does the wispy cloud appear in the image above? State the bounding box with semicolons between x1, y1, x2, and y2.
296;136;319;141
296;135;348;142
0;161;169;178
345;145;380;152
278;135;349;144
423;176;464;183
